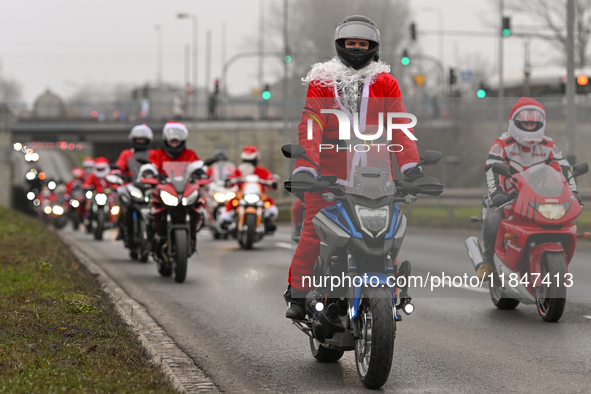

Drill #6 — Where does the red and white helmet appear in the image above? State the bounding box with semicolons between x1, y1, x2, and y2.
93;157;110;178
508;97;546;148
240;146;261;166
82;157;94;174
71;167;85;179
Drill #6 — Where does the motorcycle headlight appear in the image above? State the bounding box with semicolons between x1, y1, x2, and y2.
160;190;179;206
225;192;236;201
244;194;260;204
355;205;389;238
213;192;227;203
70;199;80;208
52;205;64;215
182;190;199;206
533;203;569;220
130;190;143;200
27;192;35;200
86;190;93;199
95;193;108;206
111;205;120;215
44;206;52;214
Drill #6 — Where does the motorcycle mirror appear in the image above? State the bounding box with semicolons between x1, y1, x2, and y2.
420;150;443;166
105;174;123;185
572;162;589;178
281;144;306;159
272;174;281;182
491;163;512;178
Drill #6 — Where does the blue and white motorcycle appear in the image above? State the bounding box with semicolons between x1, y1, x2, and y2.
282;143;443;389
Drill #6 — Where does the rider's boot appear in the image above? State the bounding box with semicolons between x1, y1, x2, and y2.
476;262;494;280
284;285;306;320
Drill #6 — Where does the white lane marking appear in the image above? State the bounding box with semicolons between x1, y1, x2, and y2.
583;315;591;320
276;242;294;250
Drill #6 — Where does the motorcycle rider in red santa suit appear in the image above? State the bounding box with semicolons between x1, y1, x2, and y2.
476;97;580;279
284;15;423;319
149;121;200;175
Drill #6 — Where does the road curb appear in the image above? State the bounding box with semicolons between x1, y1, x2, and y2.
59;232;220;394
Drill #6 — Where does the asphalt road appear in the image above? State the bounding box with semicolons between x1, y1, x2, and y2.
62;224;591;393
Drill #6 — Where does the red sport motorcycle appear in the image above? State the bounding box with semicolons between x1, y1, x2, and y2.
466;162;589;322
142;161;209;283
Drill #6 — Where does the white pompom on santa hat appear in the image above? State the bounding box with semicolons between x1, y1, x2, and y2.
241;146;260;161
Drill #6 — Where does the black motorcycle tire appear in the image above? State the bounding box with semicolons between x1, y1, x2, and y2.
355;286;395;389
490;280;520;310
173;229;188;283
309;338;344;362
137;218;150;263
94;211;105;241
242;213;257;250
536;252;567;322
71;213;81;230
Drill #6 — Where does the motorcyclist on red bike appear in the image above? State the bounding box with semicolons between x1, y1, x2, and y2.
65;167;85;197
476;97;580;279
220;146;278;232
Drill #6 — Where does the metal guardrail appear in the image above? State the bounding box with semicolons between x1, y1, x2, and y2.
275;188;591;217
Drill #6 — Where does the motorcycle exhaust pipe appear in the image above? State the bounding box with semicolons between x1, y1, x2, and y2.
465;236;484;270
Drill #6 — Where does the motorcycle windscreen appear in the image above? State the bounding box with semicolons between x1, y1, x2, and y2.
209;161;236;183
162;161;191;181
341;132;396;199
520;164;564;197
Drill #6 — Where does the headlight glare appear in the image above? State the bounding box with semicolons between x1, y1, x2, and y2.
244;194;260;204
52;205;64;215
95;193;108;206
160;190;179;206
213;192;227;203
355;205;389;237
536;203;567;220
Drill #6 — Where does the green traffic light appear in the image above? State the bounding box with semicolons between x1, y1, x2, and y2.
262;91;271;100
401;57;410;66
502;28;511;37
477;89;486;98
284;55;292;63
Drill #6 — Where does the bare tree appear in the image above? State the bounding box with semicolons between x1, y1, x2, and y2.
263;0;412;80
0;61;22;103
506;0;591;67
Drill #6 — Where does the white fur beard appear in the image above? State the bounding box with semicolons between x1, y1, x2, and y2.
302;58;391;113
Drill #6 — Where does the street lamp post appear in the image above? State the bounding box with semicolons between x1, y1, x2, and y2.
154;24;163;87
177;13;198;119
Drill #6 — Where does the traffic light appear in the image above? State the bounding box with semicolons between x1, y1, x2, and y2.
401;50;410;66
284;54;292;63
410;23;416;41
449;68;457;86
477;82;487;98
262;84;271;100
502;16;511;37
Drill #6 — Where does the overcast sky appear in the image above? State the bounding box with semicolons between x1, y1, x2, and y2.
0;0;557;104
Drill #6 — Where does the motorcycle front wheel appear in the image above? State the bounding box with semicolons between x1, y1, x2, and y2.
536;252;567;322
309;338;344;362
355;286;395;389
173;229;188;283
94;211;105;240
241;213;257;250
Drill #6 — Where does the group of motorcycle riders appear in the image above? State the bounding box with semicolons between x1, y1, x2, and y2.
32;15;581;323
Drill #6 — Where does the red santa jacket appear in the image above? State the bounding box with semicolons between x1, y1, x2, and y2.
149;148;199;175
116;148;154;181
484;133;577;196
295;73;420;181
82;173;117;193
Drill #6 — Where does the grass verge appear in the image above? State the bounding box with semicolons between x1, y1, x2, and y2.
0;206;177;393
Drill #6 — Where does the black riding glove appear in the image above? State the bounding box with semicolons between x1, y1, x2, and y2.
404;167;424;183
490;190;510;207
573;191;582;204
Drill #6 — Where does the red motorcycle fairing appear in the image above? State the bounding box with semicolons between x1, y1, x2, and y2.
494;166;580;280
